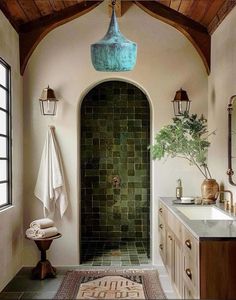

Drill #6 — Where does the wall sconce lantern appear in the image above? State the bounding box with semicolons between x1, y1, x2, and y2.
172;88;191;116
39;85;58;116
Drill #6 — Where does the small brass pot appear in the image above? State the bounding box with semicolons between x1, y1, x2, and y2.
201;179;219;204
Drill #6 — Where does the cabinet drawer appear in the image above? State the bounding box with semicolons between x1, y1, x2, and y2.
182;226;199;259
183;253;199;293
167;210;182;241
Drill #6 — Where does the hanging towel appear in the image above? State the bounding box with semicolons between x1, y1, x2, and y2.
30;218;54;229
34;127;68;218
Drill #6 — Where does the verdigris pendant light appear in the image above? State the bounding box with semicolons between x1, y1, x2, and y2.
91;1;137;72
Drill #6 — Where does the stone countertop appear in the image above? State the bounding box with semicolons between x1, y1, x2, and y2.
159;197;236;241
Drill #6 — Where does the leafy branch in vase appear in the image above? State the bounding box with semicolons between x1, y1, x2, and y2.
149;113;215;179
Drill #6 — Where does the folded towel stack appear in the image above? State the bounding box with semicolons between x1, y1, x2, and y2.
30;218;54;229
26;218;58;239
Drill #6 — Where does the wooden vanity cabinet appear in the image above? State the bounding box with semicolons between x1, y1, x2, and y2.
158;201;236;299
158;203;199;298
158;203;184;298
159;202;199;299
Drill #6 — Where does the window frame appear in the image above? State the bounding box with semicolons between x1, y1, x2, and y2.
0;58;12;209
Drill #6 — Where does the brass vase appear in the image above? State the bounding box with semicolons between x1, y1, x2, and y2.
201;179;219;204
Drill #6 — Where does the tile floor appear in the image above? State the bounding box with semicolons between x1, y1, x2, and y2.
0;265;178;299
0;242;177;299
80;240;150;266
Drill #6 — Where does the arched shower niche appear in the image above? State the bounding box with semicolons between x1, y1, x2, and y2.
80;80;150;266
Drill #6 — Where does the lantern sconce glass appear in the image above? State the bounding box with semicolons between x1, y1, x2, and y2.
172;88;191;116
39;85;59;116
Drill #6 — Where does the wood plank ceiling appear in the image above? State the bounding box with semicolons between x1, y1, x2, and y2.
0;0;235;75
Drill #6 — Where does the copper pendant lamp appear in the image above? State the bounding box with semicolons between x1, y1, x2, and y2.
90;1;137;72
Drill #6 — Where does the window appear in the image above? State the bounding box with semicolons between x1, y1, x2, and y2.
0;58;11;209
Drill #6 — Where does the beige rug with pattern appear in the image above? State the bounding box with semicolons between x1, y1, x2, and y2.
54;269;166;299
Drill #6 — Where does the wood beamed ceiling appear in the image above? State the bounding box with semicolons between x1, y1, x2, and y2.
0;0;235;75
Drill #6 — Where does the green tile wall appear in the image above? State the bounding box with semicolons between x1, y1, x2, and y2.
81;81;150;242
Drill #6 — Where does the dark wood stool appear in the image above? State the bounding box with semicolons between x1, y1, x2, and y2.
26;233;62;280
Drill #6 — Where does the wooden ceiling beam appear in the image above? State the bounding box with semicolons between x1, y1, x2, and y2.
107;0;133;18
49;0;66;11
135;0;210;74
135;1;208;33
19;0;102;75
108;0;122;17
170;0;181;11
0;1;21;32
19;0;102;33
18;0;42;21
208;0;236;34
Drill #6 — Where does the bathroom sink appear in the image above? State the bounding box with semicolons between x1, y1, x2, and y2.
176;206;234;220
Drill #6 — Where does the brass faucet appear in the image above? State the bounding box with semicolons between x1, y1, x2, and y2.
215;190;233;212
112;176;120;188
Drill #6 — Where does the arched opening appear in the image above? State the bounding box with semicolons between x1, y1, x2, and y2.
80;80;150;266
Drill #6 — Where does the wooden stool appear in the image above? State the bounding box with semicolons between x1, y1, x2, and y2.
26;233;62;280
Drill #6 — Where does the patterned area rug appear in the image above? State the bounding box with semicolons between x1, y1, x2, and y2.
54;269;166;299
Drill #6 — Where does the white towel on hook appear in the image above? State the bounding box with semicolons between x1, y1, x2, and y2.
34;127;68;218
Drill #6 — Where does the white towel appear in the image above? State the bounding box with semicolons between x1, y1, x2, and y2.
26;228;37;238
36;227;58;238
34;127;68;218
26;227;58;239
30;218;54;229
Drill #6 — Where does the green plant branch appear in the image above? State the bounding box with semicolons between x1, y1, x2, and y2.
207;166;212;179
204;164;212;179
176;155;208;178
189;154;208;178
150;113;214;179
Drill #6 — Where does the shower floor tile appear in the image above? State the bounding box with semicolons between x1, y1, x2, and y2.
81;241;150;266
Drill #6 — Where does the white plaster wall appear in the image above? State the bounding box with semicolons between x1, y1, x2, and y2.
23;1;207;266
0;12;23;291
208;7;236;198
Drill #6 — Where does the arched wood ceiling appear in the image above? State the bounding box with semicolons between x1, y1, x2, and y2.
0;0;235;75
135;1;211;74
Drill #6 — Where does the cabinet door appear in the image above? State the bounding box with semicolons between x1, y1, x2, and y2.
183;281;195;299
159;228;166;264
173;238;183;298
166;229;174;281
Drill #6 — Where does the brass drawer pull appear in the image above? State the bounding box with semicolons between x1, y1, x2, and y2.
159;244;163;250
185;239;192;249
168;235;172;241
185;268;192;280
159;224;163;229
159;208;163;213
